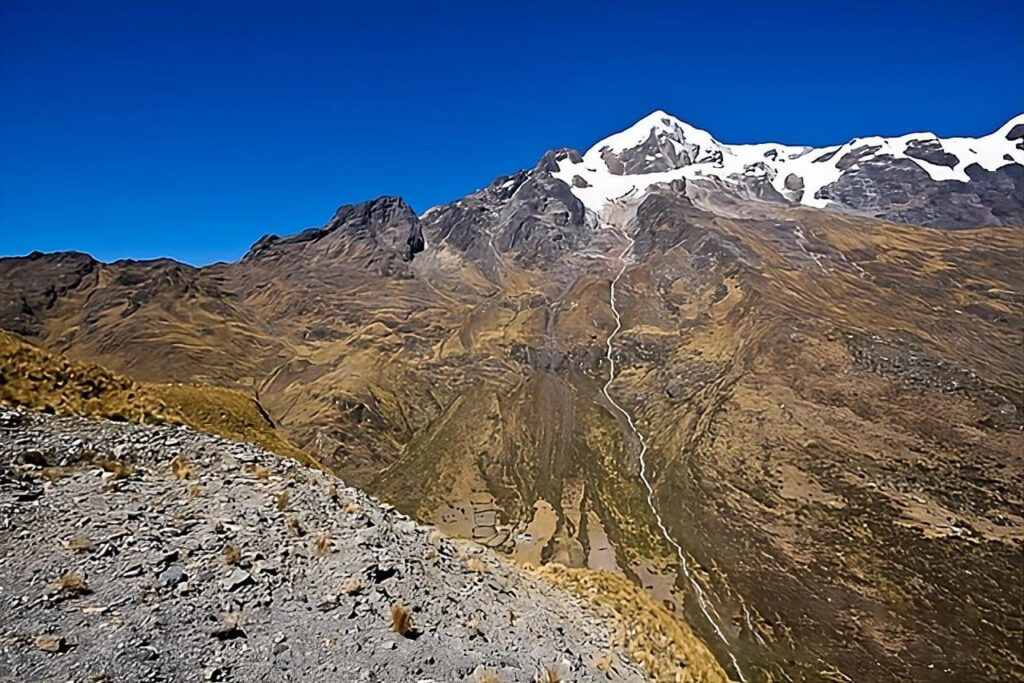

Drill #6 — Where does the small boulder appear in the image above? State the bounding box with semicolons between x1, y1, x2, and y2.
158;565;187;588
221;568;254;592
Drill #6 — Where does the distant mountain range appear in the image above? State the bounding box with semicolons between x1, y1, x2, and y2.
2;111;1021;682
554;110;1024;227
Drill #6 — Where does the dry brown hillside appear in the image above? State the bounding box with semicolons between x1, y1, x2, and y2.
2;190;1021;680
0;330;317;469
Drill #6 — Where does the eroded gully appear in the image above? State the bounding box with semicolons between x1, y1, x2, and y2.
600;213;749;683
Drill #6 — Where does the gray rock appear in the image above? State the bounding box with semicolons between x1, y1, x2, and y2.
158;565;187;588
220;568;254;591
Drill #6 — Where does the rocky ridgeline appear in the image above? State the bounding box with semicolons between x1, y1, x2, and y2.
0;410;646;682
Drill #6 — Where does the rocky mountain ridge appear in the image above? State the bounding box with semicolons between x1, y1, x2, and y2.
553;110;1024;229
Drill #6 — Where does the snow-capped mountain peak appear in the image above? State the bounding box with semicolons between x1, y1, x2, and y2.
554;111;1024;224
579;110;730;176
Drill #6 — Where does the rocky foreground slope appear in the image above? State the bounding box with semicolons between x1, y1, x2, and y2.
0;409;726;682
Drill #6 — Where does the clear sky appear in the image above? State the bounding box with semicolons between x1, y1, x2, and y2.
2;1;1022;264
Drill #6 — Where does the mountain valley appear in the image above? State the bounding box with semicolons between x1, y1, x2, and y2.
2;111;1022;681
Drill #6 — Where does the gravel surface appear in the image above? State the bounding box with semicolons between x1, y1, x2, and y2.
0;410;645;682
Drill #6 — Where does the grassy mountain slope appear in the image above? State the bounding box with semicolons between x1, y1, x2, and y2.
1;195;1021;680
0;330;318;469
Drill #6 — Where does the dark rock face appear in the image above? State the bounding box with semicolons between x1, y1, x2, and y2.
244;196;424;273
0;252;97;335
819;159;1024;228
631;191;758;269
534;148;582;173
422;153;591;266
904;139;959;168
836;145;882;171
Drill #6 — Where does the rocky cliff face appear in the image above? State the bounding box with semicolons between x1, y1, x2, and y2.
1;111;1022;682
819;158;1024;228
245;196;424;274
421;150;592;269
0;251;98;336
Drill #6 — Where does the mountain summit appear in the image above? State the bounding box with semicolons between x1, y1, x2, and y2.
553;110;1024;227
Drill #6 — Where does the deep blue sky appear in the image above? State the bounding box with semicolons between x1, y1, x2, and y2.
2;1;1022;264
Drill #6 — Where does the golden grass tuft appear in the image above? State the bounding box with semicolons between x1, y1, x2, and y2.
286;517;304;536
188;483;202;498
276;490;291;511
222;543;241;565
57;572;90;597
315;531;333;556
170;454;192;480
476;670;501;683
390;602;414;637
34;634;66;653
593;652;614;673
40;467;71;483
249;464;272;480
66;534;94;553
341;577;364;595
534;665;563;683
344;501;359;515
465;556;487;573
97;459;134;480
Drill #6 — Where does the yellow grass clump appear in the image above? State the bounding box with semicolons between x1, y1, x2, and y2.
315;531;333;556
390;603;414;637
56;572;90;598
170;454;192;480
222;544;241;565
536;564;729;683
66;534;94;553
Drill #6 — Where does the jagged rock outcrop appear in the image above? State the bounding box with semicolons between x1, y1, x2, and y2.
422;151;592;267
0;251;98;336
244;196;424;274
819;160;1024;228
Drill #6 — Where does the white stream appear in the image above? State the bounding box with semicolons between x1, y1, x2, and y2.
601;221;748;683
